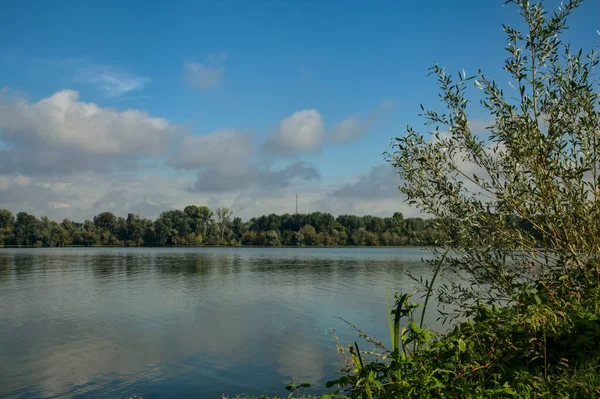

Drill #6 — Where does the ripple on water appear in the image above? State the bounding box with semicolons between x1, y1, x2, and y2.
0;247;442;398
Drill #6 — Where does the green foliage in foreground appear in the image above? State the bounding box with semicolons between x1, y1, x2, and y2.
222;396;317;399
317;0;600;397
323;268;600;398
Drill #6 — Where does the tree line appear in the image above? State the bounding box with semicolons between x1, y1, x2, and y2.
0;206;447;247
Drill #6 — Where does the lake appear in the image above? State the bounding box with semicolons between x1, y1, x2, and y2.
0;247;438;398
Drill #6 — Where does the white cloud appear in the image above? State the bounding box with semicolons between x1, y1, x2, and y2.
0;172;188;221
0;166;415;222
312;164;421;217
0;176;9;190
14;175;31;186
0;90;176;174
467;118;494;135
0;88;413;221
169;130;253;169
330;164;401;200
330;114;364;143
78;65;151;97
47;57;150;97
49;201;71;209
184;54;228;90
265;102;393;154
330;101;395;144
266;109;324;155
189;160;320;193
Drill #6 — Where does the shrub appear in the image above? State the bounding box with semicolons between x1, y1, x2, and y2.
323;0;600;397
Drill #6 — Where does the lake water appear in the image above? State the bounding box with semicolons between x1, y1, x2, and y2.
0;247;438;398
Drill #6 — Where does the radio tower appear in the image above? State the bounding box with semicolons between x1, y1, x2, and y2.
295;192;299;214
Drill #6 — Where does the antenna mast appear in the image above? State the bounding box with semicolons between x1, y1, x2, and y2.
296;192;299;214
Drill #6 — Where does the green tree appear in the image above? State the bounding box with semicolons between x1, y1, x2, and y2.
231;216;245;241
0;209;14;246
153;210;191;245
241;231;258;245
299;224;317;245
386;0;600;309
197;206;213;238
82;220;100;246
337;214;364;231
264;230;280;246
93;212;117;233
214;207;233;244
387;212;404;235
183;205;202;233
0;209;13;229
14;212;40;246
125;213;151;246
367;216;386;234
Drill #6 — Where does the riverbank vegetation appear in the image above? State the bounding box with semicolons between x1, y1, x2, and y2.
312;0;600;397
0;207;449;248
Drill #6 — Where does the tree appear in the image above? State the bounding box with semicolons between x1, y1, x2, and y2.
214;207;233;244
386;0;600;310
82;220;100;246
299;224;317;245
241;231;258;245
14;212;40;246
231;216;245;241
325;2;600;398
0;209;14;246
183;205;202;233
153;210;191;245
197;206;213;238
0;209;13;229
264;230;280;246
387;212;404;235
293;232;304;246
337;214;364;231
125;213;151;246
367;216;386;234
0;206;436;247
94;212;118;245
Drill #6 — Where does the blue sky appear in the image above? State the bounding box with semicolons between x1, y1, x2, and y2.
0;0;598;220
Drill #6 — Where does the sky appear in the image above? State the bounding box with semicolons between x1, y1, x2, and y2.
0;0;598;221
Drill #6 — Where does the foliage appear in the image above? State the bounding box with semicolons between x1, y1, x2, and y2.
223;396;317;399
324;280;600;398
322;0;600;398
385;0;600;312
0;207;461;248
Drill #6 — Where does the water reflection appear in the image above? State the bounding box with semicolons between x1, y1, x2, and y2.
0;255;11;282
13;253;37;279
0;247;434;398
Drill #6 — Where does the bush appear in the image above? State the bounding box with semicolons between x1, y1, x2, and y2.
322;0;600;397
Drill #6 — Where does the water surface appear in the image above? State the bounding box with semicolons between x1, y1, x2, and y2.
0;247;436;398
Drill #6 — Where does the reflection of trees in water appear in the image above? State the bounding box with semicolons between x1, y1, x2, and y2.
0;255;12;283
91;255;120;280
152;253;245;278
124;253;154;277
91;253;154;280
154;254;211;277
246;257;409;289
13;254;37;279
3;252;83;283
